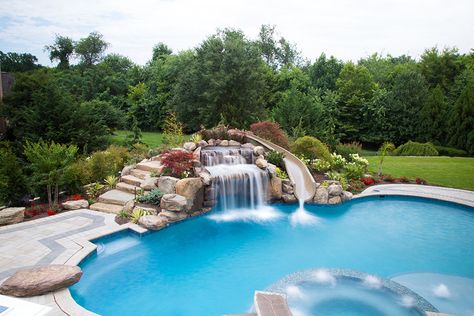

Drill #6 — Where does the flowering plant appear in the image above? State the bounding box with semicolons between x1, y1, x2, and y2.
47;209;57;216
361;176;375;185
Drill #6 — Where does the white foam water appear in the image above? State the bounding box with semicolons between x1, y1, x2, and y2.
400;295;416;307
285;285;305;300
208;205;282;223
363;275;383;289
433;284;451;298
310;269;337;287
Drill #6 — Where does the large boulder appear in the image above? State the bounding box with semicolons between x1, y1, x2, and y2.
176;178;204;212
282;182;294;195
282;194;297;203
328;196;342;205
220;140;229;146
270;177;282;199
207;139;215;146
62;200;89;210
193;146;201;161
267;163;277;177
0;265;82;297
256;158;268;169
253;146;265;156
159;210;187;222
328;183;343;196
157;176;180;194
341;191;353;202
160;194;187;212
0;207;25;226
138;215;168;230
183;142;197;152
313;187;329;204
140;177;158;190
198;171;212;186
242;142;255;149
123;199;135;213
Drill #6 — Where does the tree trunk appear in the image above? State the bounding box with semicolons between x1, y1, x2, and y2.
47;185;52;209
54;183;59;208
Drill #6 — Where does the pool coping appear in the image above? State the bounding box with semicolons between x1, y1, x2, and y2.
356;184;474;208
54;184;471;315
53;223;148;316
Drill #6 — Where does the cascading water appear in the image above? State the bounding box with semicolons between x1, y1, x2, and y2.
285;159;320;226
202;147;282;222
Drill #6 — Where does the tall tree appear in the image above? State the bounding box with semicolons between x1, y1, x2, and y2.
419;85;448;143
75;32;109;67
309;53;343;91
45;35;75;69
419;47;463;93
152;43;173;61
0;51;41;72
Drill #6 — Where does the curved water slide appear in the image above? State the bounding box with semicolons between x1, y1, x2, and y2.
246;134;316;202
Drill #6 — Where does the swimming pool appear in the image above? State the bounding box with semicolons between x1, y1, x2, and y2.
70;196;474;315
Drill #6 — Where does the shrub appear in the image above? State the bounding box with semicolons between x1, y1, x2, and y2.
377;142;396;176
434;145;468;157
88;145;130;182
311;159;331;173
416;177;427;185
250;121;290;149
342;162;366;180
162;112;184;148
382;174;396;182
129;143;150;163
329;153;346;170
394;141;438;156
398;176;410;183
335;141;362;159
160;150;194;177
130;208;152;224
86;182;105;199
325;171;348;189
136;188;163;205
292;136;332;162
0;146;28;206
265;150;285;166
361;176;376;186
275;167;288;179
200;124;229;141
104;175;118;189
348;179;365;194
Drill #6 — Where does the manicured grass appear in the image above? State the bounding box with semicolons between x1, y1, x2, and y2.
110;130;166;148
366;156;474;191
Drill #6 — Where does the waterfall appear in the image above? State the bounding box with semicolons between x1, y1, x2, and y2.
202;147;282;222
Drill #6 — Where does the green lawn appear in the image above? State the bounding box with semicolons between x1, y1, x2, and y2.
366;156;474;191
110;130;166;148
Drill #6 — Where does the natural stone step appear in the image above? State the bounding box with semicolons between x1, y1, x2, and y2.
89;202;123;214
117;182;140;194
121;175;143;186
98;190;135;206
130;169;152;180
136;161;164;173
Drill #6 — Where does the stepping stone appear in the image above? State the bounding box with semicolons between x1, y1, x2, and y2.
131;168;152;180
117;182;140;194
98;190;135;206
89;202;123;214
136;161;164;173
254;291;292;316
121;174;143;186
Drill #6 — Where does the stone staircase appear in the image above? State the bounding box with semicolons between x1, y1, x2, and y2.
89;159;164;214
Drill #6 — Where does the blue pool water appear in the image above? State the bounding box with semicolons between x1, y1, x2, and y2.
70;196;474;315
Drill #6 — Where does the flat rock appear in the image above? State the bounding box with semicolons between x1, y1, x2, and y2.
136;160;164;173
0;207;25;225
0;265;82;297
138;215;168;230
117;182;140;194
160;210;187;222
62;199;89;210
228;140;240;146
157;176;180;194
89;202;123;214
220;140;229;146
160;194;187;212
98;189;135;206
121;165;135;177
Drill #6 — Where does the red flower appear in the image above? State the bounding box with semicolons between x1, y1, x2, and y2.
47;209;57;216
71;194;82;201
361;176;375;186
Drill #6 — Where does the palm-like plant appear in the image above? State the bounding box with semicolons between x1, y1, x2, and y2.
377;142;396;176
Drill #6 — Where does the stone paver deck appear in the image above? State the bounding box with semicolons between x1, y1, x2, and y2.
0;209;144;315
357;184;474;207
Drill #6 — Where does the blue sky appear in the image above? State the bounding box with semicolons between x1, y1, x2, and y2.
0;0;473;66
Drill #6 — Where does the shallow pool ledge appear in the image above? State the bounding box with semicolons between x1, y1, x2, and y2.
55;222;147;315
356;184;474;207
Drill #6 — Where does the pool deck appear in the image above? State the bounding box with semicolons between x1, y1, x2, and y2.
357;184;474;207
0;184;471;315
0;209;145;315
